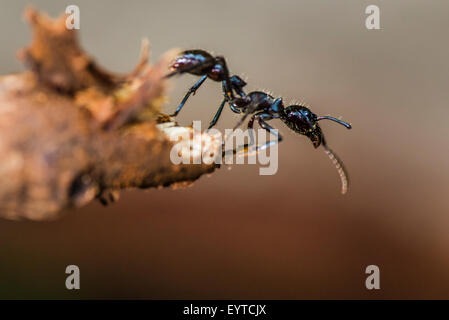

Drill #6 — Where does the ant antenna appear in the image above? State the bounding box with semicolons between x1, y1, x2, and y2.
317;116;352;129
321;141;349;195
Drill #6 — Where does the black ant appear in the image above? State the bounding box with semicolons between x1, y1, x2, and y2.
165;49;246;129
229;92;352;194
165;50;352;194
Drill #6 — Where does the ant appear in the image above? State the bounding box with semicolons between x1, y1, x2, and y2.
165;50;352;193
229;92;352;194
165;49;246;129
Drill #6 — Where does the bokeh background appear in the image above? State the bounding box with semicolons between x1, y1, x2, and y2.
0;0;448;299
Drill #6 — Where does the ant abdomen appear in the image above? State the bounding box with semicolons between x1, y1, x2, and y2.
165;49;243;122
169;50;215;76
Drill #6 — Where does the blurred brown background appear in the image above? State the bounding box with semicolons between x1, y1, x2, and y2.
0;0;448;299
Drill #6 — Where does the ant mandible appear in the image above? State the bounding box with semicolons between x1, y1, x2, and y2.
165;49;246;129
229;92;352;194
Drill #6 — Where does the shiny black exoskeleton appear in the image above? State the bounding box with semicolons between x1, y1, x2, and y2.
165;49;246;128
230;91;352;194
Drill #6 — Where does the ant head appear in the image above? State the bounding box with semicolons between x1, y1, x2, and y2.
282;105;351;148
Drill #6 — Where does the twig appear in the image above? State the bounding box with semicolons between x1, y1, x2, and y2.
0;8;219;220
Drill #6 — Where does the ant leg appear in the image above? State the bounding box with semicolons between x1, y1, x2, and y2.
208;90;242;130
208;76;245;129
233;114;269;158
220;80;242;114
208;97;227;129
229;103;241;114
232;112;250;131
247;115;257;147
225;99;254;144
254;113;283;151
231;101;260;131
225;114;255;157
214;57;235;102
170;75;207;117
